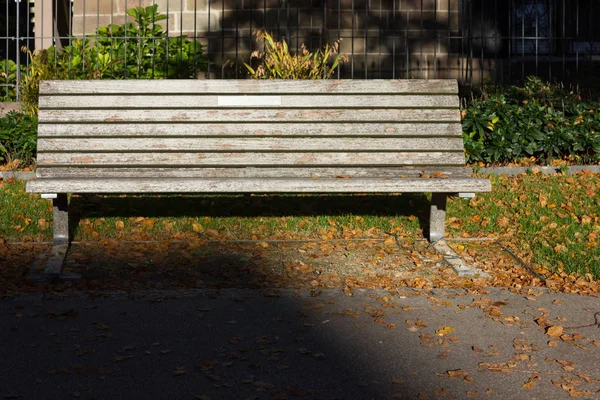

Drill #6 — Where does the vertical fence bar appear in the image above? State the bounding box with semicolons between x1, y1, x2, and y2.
207;0;211;77
193;0;197;77
419;0;423;78
3;0;7;99
364;0;367;79
468;0;473;85
521;0;525;81
180;0;184;78
351;0;354;78
509;0;513;83
433;0;437;79
561;0;565;82
479;0;483;85
221;0;224;78
447;0;450;80
494;0;499;84
535;0;539;76
235;0;239;79
405;1;409;79
576;0;579;75
378;0;382;78
337;0;341;79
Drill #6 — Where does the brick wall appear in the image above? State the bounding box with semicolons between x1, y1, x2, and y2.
69;0;489;81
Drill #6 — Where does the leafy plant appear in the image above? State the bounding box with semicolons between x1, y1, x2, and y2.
0;59;23;102
19;48;58;116
92;5;207;79
462;76;600;164
19;5;207;115
0;111;38;168
244;30;347;79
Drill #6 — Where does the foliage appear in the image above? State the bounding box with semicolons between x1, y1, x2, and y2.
90;5;207;79
0;111;37;168
462;76;600;164
244;30;347;79
19;48;57;116
19;5;207;114
0;59;23;102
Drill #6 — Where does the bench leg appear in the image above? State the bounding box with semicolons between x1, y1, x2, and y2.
42;194;70;278
429;193;447;242
52;194;69;245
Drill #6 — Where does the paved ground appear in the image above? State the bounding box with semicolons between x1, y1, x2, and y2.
1;287;599;400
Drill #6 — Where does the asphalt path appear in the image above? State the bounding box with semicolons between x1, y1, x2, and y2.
1;287;599;399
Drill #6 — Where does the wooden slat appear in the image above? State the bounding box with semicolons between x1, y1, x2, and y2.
39;79;459;95
37;138;465;152
26;177;492;194
37;122;463;138
35;166;469;179
37;152;466;167
38;109;460;123
39;94;459;109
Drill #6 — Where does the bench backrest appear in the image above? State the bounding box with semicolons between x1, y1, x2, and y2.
36;79;464;180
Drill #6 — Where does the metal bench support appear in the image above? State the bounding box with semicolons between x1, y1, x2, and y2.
429;193;447;242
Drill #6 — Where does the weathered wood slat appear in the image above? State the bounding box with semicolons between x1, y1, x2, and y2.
37;152;466;167
27;177;492;194
37;138;465;152
39;94;459;109
38;109;461;123
35;166;469;179
39;79;459;95
37;122;463;138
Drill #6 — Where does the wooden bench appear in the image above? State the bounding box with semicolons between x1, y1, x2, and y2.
27;79;491;276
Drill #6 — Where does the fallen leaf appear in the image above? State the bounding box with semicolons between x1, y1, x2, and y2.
171;367;188;376
546;325;564;337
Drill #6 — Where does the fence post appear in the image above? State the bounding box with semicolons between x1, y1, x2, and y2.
34;0;54;50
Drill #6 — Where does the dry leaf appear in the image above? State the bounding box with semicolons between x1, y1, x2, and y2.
546;325;564;337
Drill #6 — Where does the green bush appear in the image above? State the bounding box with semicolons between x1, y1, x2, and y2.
244;30;346;79
20;4;207;114
462;76;600;164
0;60;23;102
0;111;37;168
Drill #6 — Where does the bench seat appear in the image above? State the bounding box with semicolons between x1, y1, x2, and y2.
28;176;490;193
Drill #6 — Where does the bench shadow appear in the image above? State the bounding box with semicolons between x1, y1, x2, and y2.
68;193;432;239
6;194;444;399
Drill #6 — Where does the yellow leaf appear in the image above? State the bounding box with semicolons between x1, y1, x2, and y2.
546;325;564;337
192;223;204;233
115;221;125;230
436;326;455;336
383;237;396;246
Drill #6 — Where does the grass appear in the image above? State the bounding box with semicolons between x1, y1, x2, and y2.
1;172;599;278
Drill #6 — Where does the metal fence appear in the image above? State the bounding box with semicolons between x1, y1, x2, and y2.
2;0;600;100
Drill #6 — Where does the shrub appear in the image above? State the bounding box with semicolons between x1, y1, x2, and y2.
244;30;347;79
20;4;207;114
462;76;600;164
0;59;22;102
0;111;37;168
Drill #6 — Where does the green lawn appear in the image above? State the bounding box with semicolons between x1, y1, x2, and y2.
1;172;599;278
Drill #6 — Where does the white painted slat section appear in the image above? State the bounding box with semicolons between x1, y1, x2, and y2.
39;94;458;109
35;167;469;179
37;152;467;166
37;137;465;152
37;122;463;137
27;177;492;194
218;95;281;106
38;109;461;123
39;79;459;95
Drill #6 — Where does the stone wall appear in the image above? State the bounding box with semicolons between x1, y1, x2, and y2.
69;0;485;81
